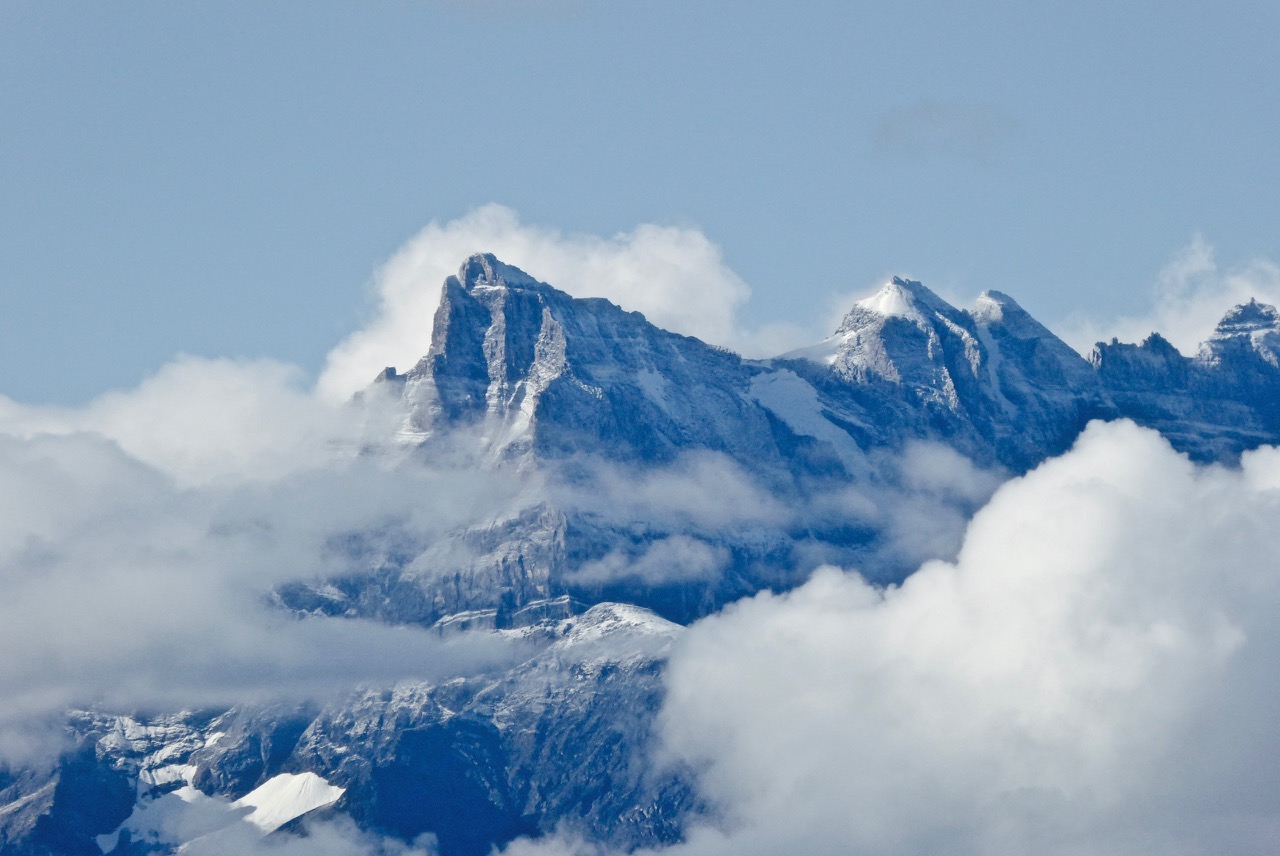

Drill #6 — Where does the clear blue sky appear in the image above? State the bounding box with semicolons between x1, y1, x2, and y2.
3;0;1278;403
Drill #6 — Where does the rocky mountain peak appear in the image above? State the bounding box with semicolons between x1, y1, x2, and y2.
1198;298;1280;370
453;253;542;293
838;276;954;333
1089;332;1190;390
970;290;1030;326
1211;298;1280;337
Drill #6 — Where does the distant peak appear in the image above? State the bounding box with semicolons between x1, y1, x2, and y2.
980;289;1019;306
972;290;1034;323
853;276;950;319
1213;299;1280;336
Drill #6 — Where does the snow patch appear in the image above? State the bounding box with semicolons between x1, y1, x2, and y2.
138;763;197;789
777;332;848;365
231;772;345;833
749;370;866;472
635;368;671;412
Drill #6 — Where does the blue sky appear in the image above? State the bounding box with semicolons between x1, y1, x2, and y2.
4;0;1279;403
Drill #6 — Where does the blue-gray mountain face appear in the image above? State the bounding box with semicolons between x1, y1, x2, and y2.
7;255;1280;856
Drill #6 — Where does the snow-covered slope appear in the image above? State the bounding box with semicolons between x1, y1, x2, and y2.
233;772;345;832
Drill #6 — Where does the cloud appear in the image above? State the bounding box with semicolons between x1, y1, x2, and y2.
544;445;1000;590
555;451;794;535
0;322;1002;771
122;797;440;856
316;205;757;402
107;786;440;856
0;426;533;763
184;818;439;856
873;100;1014;165
569;536;731;586
0;352;537;761
632;420;1280;855
0;356;415;487
1060;235;1280;356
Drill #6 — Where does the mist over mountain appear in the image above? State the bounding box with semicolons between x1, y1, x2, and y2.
5;254;1280;856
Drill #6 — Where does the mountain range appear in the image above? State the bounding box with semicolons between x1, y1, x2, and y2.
5;254;1280;856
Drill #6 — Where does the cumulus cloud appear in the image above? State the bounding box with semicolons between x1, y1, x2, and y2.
1061;235;1280;356
622;419;1280;856
0;356;402;487
316;205;757;402
555;451;794;536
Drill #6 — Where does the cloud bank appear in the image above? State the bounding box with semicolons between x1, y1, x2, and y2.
635;420;1280;856
0;373;533;761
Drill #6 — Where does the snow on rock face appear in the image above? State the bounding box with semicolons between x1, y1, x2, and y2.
748;369;867;473
855;276;932;323
231;772;345;832
1198;298;1280;369
553;602;682;649
391;253;786;470
827;277;983;412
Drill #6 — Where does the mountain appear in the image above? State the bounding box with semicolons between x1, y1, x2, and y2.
8;255;1280;856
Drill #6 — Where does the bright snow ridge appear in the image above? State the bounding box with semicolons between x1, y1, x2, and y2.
231;772;345;832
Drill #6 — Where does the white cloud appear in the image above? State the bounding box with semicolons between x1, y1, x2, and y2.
316;204;756;402
635;420;1280;855
0;356;398;487
569;535;730;586
121;797;439;856
1061;236;1280;356
0;428;532;762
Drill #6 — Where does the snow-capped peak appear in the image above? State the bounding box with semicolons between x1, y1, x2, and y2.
971;290;1023;325
1210;298;1280;337
1199;298;1280;368
848;276;939;325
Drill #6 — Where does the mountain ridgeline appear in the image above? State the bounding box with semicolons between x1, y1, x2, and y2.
283;255;1280;631
8;254;1280;856
382;255;1280;474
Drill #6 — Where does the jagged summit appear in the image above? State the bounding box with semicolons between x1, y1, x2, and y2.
453;252;543;293
1211;297;1280;336
1198;297;1280;371
839;276;954;330
392;253;784;470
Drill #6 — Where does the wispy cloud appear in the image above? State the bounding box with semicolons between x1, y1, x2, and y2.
873;99;1014;165
1060;235;1280;355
